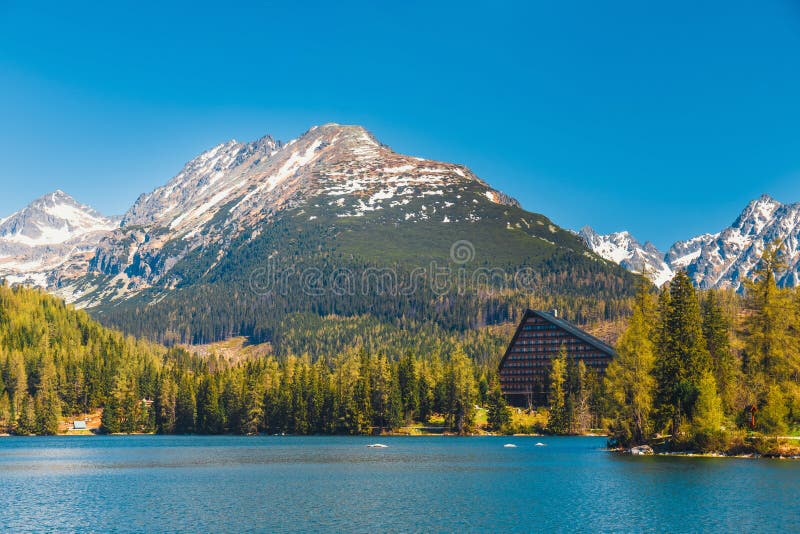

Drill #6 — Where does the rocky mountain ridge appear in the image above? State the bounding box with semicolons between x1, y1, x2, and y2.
581;194;800;289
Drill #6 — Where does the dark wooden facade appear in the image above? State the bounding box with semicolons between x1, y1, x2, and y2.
499;309;616;407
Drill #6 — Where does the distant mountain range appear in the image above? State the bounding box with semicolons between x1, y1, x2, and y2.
0;124;634;343
0;190;118;288
580;194;800;289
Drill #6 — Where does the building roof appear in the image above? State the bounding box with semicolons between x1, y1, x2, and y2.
72;420;87;430
499;309;617;368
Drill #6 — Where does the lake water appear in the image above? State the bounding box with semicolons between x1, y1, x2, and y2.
0;435;798;533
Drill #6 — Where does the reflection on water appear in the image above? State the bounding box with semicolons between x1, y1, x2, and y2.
1;435;799;532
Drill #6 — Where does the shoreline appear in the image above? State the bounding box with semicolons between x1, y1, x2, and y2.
611;447;800;460
0;432;602;438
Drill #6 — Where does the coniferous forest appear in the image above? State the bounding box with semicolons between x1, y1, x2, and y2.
2;244;800;451
0;283;508;436
604;244;800;453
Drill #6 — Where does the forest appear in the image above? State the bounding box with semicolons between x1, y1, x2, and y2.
0;283;511;435
603;244;800;453
1;243;799;451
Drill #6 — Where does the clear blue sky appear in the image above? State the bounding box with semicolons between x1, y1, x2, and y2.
1;1;799;249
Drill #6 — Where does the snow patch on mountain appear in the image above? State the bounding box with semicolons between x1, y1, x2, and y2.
579;226;674;286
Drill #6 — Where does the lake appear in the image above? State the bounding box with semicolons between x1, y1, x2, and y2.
0;435;798;532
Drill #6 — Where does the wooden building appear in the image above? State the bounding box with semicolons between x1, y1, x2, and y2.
499;309;616;407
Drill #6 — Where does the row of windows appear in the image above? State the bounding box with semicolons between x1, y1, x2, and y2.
511;346;599;355
502;363;606;378
522;324;557;331
507;352;608;359
518;331;572;338
504;355;609;367
515;338;592;350
502;375;545;382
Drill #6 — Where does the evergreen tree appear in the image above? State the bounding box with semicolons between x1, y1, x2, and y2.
101;391;121;434
654;271;710;437
15;392;36;435
34;355;61;435
570;360;591;434
196;376;223;434
486;379;511;433
397;354;419;423
175;375;196;433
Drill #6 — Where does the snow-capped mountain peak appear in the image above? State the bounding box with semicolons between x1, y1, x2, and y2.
582;194;800;289
579;226;674;286
0;191;118;288
0;190;118;246
75;123;521;303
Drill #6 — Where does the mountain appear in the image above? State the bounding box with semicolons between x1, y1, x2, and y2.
578;226;673;286
0;190;118;288
40;123;635;343
71;124;524;302
581;194;800;289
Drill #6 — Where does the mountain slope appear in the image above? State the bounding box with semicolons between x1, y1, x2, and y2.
0;190;118;288
581;194;800;289
52;123;637;343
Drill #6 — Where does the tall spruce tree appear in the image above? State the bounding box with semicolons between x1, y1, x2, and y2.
654;271;711;437
486;379;511;433
196;376;223;434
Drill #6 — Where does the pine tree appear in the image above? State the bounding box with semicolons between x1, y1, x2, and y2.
34;355;61;435
15;392;36;435
175;375;196;434
196;375;223;434
397;354;419;423
486;379;511;433
654;271;710;438
101;391;121;434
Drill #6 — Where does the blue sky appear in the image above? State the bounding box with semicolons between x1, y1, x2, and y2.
1;1;799;249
